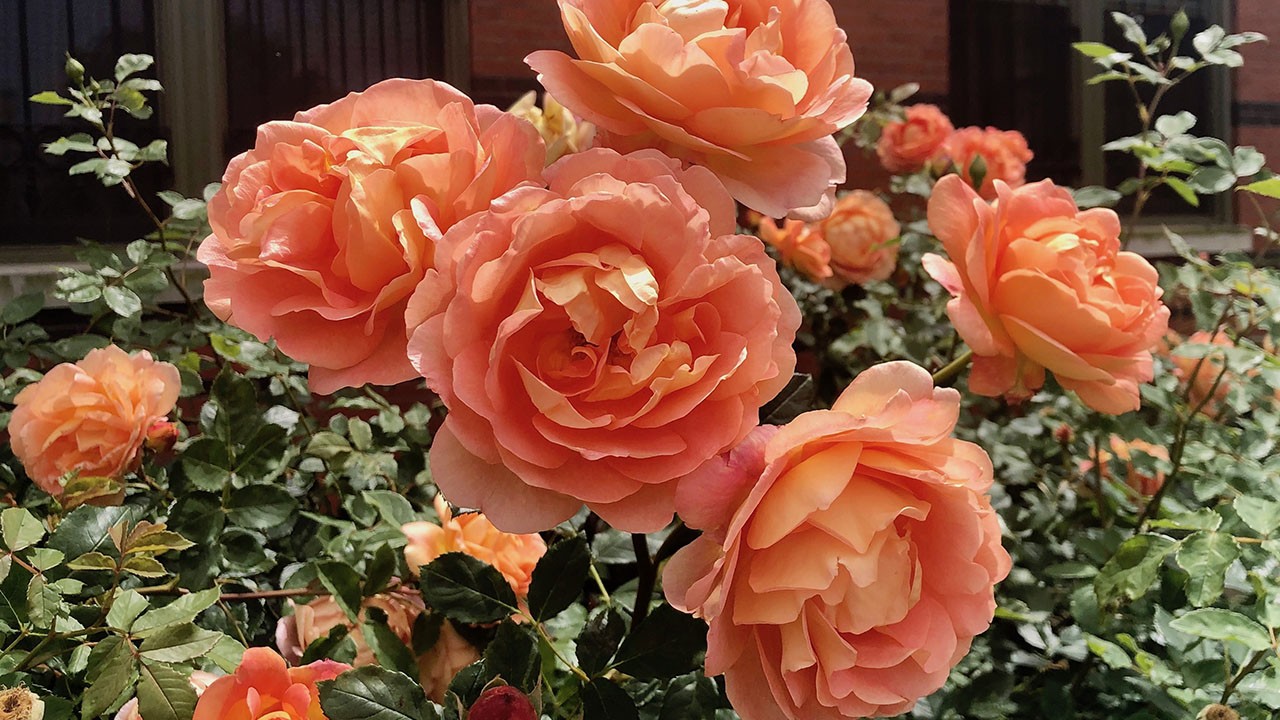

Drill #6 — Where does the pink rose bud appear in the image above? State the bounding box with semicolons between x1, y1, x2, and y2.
144;420;179;453
468;686;536;720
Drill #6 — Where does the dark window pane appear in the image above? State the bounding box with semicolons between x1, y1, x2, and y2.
222;0;447;158
0;0;168;247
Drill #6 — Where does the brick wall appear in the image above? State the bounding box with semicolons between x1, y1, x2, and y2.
1235;0;1280;232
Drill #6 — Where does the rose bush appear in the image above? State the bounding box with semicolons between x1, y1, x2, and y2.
4;9;1280;720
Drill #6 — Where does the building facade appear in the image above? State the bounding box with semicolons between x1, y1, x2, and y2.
0;0;1276;300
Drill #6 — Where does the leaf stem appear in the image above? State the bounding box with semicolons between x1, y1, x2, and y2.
931;349;973;386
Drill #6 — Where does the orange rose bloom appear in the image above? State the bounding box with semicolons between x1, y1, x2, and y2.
526;0;873;220
275;591;424;667
1080;436;1169;497
116;671;218;720
823;190;901;286
666;362;1010;719
199;78;545;394
508;91;596;164
877;104;954;174
1167;331;1235;416
417;621;482;703
192;648;349;720
944;127;1033;200
10;345;179;497
406;148;800;533
402;496;547;596
923;176;1169;414
757;217;834;284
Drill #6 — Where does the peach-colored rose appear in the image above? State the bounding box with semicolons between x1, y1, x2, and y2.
943;127;1033;200
402;496;547;596
417;620;482;703
192;648;349;720
757;217;834;283
508;91;596;164
199;79;545;394
526;0;873;220
115;671;218;720
877;104;954;174
275;591;424;667
923;176;1169;414
406;148;800;533
823;190;901;286
9;345;179;497
1080;436;1169;497
665;362;1010;719
1166;331;1235;416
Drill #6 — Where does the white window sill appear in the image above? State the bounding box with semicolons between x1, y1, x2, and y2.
1125;223;1254;258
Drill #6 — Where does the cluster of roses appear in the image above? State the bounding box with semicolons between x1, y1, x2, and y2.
876;103;1034;200
3;0;1178;718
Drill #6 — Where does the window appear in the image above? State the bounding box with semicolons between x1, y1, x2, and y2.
950;0;1233;224
0;0;466;248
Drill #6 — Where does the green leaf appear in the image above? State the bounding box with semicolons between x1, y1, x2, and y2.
419;553;518;625
115;53;155;81
107;589;150;631
82;637;137;720
1176;532;1239;607
527;535;591;621
578;607;626;677
103;285;143;317
1112;12;1147;50
1165;177;1200;207
364;543;398;597
1233;146;1266;177
1073;42;1120;58
137;661;198;720
1085;634;1132;669
1;507;45;551
318;561;365;623
122;555;168;578
139;624;224;663
612;604;708;680
1154;111;1196;137
1237;496;1280;535
483;621;541;692
27;575;62;629
363;607;419;679
318;666;440;720
180;438;234;491
127;531;196;556
1148;508;1222;532
1072;186;1122;209
49;505;138;558
131;588;220;636
365;491;416;527
30;91;73;105
1;291;44;325
301;624;359;666
582;677;638;720
1094;533;1178;605
1188;166;1236;194
1169;609;1272;651
1239;177;1280;200
226;484;299;530
67;551;116;571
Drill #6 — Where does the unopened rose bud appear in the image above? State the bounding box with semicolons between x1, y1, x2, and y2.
64;55;85;84
1198;704;1239;720
468;686;536;720
0;687;45;720
1053;424;1074;444
144;419;179;453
